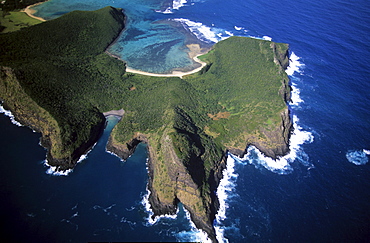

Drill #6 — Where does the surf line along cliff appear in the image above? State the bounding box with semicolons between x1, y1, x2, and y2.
0;5;292;242
106;36;293;242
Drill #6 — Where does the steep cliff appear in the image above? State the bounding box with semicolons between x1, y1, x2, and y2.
0;6;292;242
0;7;127;170
108;107;226;242
105;37;292;242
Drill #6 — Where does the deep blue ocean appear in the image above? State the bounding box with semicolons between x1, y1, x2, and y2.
1;0;370;242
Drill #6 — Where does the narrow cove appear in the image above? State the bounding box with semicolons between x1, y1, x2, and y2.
0;113;204;242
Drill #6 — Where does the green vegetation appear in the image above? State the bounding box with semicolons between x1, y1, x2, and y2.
0;6;127;164
0;10;42;33
0;7;290;239
1;0;45;12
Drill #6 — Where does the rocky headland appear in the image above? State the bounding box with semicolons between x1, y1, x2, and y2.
0;6;292;243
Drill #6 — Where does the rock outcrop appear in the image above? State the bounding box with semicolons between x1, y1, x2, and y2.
0;66;106;171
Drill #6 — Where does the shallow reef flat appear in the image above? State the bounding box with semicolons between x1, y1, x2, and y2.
0;6;291;242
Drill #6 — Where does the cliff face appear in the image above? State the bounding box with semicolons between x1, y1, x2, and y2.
247;108;292;159
249;42;292;159
106;37;292;241
107;109;226;242
0;66;106;171
0;7;126;171
1;6;292;242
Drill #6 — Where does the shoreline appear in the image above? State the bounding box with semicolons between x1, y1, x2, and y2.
126;44;208;78
107;43;209;79
22;2;47;22
125;54;206;79
103;109;125;117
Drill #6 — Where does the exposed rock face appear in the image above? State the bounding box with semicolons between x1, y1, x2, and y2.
105;41;293;242
107;129;226;242
106;133;147;160
249;108;292;159
1;8;292;241
0;66;106;171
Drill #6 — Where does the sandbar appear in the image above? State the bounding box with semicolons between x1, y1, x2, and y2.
22;2;46;22
126;44;208;79
103;109;125;117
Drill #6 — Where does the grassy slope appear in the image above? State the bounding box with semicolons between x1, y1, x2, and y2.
0;6;127;165
190;37;290;151
0;10;42;33
0;7;290;239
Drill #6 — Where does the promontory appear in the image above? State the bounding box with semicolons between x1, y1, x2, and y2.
0;6;291;242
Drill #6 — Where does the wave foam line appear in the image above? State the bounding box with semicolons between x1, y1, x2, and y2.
290;82;304;107
233;53;311;174
43;142;97;176
44;160;74;176
175;206;212;243
158;0;187;14
173;0;187;10
212;155;238;243
105;149;125;162
141;185;178;226
286;52;305;76
235;115;313;174
0;103;23;127
173;18;233;43
346;149;369;165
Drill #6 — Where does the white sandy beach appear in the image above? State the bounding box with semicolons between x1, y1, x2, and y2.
126;44;208;78
23;4;208;79
103;109;125;117
22;3;47;22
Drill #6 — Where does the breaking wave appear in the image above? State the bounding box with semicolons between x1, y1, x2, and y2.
230;52;312;174
286;52;305;76
141;185;178;226
236;115;314;174
159;0;188;14
43;142;96;176
0;103;23;127
173;18;233;43
175;206;212;242
346;149;369;165
44;160;74;176
213;155;239;243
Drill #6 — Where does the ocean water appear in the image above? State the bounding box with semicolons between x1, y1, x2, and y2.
1;0;370;242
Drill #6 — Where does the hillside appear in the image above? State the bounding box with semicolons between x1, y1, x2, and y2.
0;7;291;242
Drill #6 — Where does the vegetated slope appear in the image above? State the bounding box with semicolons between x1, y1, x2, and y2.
108;37;291;241
189;36;291;158
0;7;291;242
0;6;127;169
0;0;45;12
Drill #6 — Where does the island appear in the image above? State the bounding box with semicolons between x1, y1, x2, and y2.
0;6;291;242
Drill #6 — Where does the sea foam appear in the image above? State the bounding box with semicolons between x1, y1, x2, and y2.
346;149;369;165
213;154;238;243
173;18;233;43
262;36;272;41
43;142;96;176
175;206;212;243
159;0;187;14
141;185;178;226
173;0;187;10
231;53;312;174
0;103;23;127
286;52;305;76
44;160;74;176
